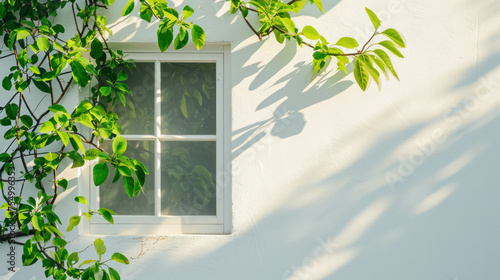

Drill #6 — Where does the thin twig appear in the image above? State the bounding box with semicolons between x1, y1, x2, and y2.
239;6;262;41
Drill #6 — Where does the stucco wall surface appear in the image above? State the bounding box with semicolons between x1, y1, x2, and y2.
2;0;500;279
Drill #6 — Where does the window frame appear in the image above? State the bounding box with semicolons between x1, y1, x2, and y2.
79;44;231;235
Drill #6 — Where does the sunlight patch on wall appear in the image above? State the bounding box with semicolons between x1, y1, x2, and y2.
334;197;392;247
412;184;456;216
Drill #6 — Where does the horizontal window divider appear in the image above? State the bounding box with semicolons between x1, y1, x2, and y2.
92;215;223;224
158;135;217;141
120;135;157;140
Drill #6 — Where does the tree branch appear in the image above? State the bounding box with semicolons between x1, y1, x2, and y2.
0;229;36;242
239;6;262;41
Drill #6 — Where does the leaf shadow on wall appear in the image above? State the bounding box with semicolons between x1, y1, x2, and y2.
232;48;353;159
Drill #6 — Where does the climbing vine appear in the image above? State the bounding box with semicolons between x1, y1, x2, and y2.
0;0;404;279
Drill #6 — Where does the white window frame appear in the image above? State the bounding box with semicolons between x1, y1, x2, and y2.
79;44;231;235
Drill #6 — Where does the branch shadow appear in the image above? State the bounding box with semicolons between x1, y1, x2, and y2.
232;63;353;159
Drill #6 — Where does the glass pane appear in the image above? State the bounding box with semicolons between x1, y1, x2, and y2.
104;62;155;135
161;63;216;135
161;141;216;215
99;140;155;215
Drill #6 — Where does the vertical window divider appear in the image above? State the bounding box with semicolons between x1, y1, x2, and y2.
155;60;161;217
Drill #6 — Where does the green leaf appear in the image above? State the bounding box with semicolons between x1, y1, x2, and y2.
5;104;18;120
68;252;79;266
90;39;104;59
74;196;88;207
33;79;51;93
111;253;129;265
122;0;135;16
45;152;59;162
99;86;112;96
116;165;132;177
109;267;120;280
312;51;327;60
39;121;55;133
335;37;359;49
158;20;174;52
70;60;90;87
58;179;68;191
312;0;325;13
0;117;11;126
0;153;10;162
79;259;96;268
93;162;109;186
16;29;31;40
302;25;321;40
241;6;249;17
37;37;50;51
353;58;370;91
84;149;101;160
135;166;146;187
180;95;188;118
53;237;68;248
381;28;406;48
74;100;93;115
71;134;86;153
123;176;134;197
273;29;285;44
57;130;70;146
193;165;213;184
292;0;307;13
29;66;40;75
117;70;128;82
179;26;187;41
378;40;404;58
0;5;6;19
94;238;106;257
182;5;194;19
98;208;116;224
20;115;33;127
49;104;67;113
372;49;399;80
174;31;189;50
67;216;81;232
365;8;381;30
2;76;12;91
358;54;381;90
369;54;388;78
112;135;127;156
31;215;44;231
191;25;205;50
164;9;179;21
140;4;153;22
281;18;296;34
230;0;241;13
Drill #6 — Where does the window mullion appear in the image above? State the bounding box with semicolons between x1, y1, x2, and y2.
155;60;161;217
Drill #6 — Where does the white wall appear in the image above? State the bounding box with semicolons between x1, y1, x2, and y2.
2;0;500;279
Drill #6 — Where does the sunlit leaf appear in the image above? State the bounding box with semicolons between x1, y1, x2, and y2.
365;8;381;30
372;49;400;80
335;37;359;49
111;253;129;265
112;135;127;156
191;25;205;50
122;0;135;16
93;162;109;186
182;5;194;19
378;40;404;58
302;25;321;40
74;196;88;207
353;58;370;91
158;20;174;52
381;28;406;48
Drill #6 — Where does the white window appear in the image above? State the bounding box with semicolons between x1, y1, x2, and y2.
82;44;231;235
